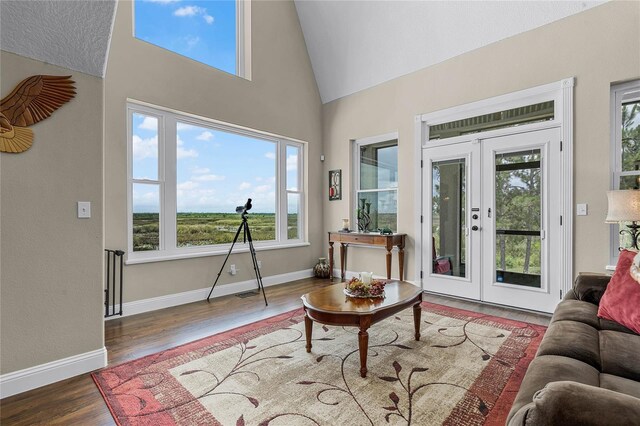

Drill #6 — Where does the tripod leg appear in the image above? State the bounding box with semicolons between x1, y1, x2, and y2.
207;222;244;302
245;223;268;306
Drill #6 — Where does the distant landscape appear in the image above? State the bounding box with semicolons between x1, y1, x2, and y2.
133;213;298;251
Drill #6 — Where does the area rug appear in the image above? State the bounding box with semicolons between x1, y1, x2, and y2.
92;302;545;426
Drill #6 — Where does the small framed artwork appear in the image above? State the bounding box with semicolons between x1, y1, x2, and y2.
329;169;342;201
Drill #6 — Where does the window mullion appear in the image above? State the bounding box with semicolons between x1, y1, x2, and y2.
278;140;286;242
164;115;177;251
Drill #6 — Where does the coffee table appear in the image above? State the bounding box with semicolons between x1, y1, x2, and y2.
301;280;423;378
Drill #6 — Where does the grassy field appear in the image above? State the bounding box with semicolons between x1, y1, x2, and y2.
133;213;298;251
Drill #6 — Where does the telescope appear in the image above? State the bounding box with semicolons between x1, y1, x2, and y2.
235;198;252;215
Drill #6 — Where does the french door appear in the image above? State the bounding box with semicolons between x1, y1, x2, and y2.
423;127;562;313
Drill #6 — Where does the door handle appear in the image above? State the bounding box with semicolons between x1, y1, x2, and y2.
472;225;479;231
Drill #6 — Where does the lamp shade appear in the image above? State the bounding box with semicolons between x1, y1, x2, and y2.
605;190;640;223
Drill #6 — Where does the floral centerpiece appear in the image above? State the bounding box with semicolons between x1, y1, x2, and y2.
344;277;386;298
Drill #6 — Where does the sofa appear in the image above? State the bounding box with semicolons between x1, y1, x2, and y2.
507;273;640;425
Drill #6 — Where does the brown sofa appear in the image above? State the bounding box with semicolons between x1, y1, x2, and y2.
507;273;640;425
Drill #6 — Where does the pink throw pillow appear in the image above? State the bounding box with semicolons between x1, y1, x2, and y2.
597;249;640;334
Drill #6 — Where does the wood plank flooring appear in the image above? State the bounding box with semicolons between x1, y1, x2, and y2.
0;278;550;425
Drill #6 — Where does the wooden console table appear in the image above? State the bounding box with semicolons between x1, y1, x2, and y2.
328;232;406;281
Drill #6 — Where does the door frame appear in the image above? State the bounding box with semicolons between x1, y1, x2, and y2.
414;78;574;308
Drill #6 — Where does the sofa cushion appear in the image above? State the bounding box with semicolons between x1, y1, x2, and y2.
599;317;637;334
600;330;640;381
600;373;640;399
598;249;640;334
537;320;601;370
551;299;599;328
507;355;600;424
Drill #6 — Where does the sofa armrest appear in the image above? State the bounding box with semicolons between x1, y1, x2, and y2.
567;273;611;305
508;381;640;426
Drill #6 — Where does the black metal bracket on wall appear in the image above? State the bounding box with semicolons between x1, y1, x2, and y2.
105;249;125;318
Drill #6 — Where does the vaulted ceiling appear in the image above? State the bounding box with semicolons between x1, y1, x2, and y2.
0;0;605;103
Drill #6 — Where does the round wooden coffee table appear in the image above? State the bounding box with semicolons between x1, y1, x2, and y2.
301;280;423;378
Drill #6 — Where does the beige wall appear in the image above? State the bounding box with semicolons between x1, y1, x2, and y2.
104;1;322;302
0;52;104;373
322;2;640;280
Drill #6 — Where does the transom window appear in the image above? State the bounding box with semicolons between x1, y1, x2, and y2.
353;134;398;232
134;0;249;78
127;102;305;263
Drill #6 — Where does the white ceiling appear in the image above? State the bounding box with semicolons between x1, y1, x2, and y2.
0;0;604;99
0;0;116;78
295;0;606;104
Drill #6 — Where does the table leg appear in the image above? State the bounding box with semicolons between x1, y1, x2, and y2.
413;302;421;341
340;243;346;281
305;312;313;353
385;249;392;279
398;245;405;281
328;241;334;280
358;316;372;378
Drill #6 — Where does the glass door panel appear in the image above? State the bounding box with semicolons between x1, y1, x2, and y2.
494;149;542;287
432;159;466;278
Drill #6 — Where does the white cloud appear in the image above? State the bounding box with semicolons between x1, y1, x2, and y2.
264;152;276;160
132;135;158;160
145;0;181;3
196;131;214;141
138;116;158;131
177;137;198;159
287;154;298;170
238;182;251;190
192;167;210;174
177;181;199;190
185;36;200;49
194;174;225;182
204;14;214;24
174;5;204;17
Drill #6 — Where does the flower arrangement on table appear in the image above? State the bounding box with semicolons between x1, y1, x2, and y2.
344;276;387;298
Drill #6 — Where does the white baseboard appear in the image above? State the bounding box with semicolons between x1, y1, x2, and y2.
106;269;314;320
0;347;107;399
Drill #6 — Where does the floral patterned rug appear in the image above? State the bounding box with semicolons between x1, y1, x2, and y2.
92;302;545;426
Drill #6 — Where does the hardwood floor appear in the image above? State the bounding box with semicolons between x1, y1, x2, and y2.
0;278;550;425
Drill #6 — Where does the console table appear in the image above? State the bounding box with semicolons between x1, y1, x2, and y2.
328;232;406;281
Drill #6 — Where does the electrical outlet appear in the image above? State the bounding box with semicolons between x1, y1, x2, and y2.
257;261;262;269
77;201;91;218
230;264;237;275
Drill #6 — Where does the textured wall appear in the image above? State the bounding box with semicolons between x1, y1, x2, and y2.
0;52;104;374
104;1;323;302
321;1;640;281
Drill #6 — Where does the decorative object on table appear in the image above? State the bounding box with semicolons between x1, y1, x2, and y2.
605;190;640;250
344;275;386;298
313;257;330;279
357;198;372;232
630;251;640;284
329;169;342;201
378;227;393;235
341;218;350;231
0;75;76;153
93;304;544;425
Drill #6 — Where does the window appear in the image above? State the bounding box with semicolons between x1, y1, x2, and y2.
353;134;398;232
128;102;305;263
611;80;640;263
133;0;249;77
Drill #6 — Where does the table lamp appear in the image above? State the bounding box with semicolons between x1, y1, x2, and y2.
606;190;640;250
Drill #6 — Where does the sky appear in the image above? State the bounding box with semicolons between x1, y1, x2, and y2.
132;113;299;214
134;0;236;75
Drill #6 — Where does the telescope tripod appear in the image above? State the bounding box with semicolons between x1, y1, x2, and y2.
207;213;268;306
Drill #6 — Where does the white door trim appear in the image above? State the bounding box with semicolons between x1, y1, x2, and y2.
415;78;574;304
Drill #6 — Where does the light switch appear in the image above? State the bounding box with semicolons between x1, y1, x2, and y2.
77;201;91;218
576;203;588;216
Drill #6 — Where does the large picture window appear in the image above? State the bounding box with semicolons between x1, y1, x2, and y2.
353;133;398;232
610;80;640;264
127;103;305;263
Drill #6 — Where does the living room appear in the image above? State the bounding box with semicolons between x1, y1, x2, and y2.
1;0;639;424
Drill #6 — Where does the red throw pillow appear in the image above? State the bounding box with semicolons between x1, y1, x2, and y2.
597;249;640;334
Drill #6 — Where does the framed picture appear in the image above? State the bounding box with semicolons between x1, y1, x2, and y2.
329;169;342;201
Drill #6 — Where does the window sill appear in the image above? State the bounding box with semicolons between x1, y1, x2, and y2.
125;241;310;265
